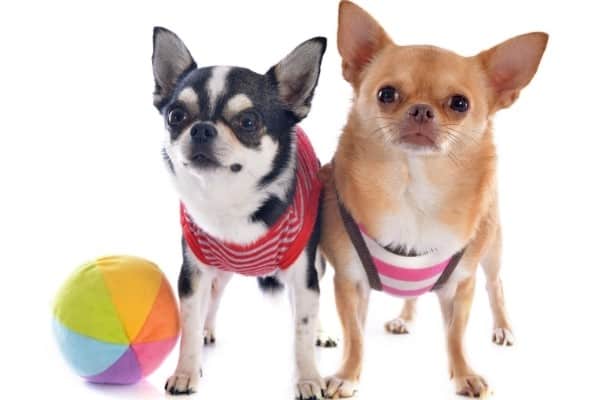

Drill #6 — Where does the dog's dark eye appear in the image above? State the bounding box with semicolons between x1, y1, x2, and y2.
449;95;469;113
238;111;260;133
377;86;399;104
167;107;187;126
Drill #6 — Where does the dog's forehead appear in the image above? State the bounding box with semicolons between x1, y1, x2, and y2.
174;66;270;118
387;46;467;72
367;46;481;96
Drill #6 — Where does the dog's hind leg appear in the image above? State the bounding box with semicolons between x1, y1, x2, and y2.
204;271;232;345
316;320;338;348
385;298;418;335
315;254;338;348
481;225;514;346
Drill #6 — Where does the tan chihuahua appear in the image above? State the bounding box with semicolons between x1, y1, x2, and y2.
320;1;547;397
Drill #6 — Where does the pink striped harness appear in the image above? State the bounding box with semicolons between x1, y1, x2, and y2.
337;197;465;297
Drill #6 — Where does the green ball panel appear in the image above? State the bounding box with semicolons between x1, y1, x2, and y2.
53;261;129;344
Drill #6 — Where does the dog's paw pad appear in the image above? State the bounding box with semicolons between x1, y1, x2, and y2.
165;371;200;396
203;329;216;346
316;332;339;348
492;327;514;346
296;377;325;400
454;374;489;398
324;375;358;398
385;317;412;335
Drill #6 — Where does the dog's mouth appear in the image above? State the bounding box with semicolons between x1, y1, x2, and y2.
396;129;440;151
400;132;436;147
183;148;221;168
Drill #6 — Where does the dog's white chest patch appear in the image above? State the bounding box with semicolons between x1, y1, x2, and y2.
375;158;462;256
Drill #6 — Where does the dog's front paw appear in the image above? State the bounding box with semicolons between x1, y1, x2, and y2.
492;327;514;346
324;375;358;398
165;370;201;396
454;374;489;398
384;317;412;334
296;376;325;400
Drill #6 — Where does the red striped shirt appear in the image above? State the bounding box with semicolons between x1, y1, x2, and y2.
181;127;322;276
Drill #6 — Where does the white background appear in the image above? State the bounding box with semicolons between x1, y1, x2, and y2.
1;0;599;398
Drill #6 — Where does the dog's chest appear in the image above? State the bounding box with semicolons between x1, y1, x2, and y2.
373;158;462;256
175;170;270;244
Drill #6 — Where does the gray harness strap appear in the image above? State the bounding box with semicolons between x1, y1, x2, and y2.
337;194;383;291
431;248;465;291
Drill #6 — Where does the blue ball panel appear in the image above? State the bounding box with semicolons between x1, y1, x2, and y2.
53;318;129;377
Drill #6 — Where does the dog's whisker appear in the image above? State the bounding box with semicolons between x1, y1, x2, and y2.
370;124;399;137
439;129;478;150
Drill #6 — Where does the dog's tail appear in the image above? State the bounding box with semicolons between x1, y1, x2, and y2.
257;276;285;294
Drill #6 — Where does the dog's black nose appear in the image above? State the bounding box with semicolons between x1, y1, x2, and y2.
407;104;435;124
190;122;217;143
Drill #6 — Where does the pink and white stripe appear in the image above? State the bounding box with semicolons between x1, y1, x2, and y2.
360;228;453;297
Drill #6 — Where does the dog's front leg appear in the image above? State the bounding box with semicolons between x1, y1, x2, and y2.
282;252;324;400
324;271;368;399
165;251;214;395
438;275;489;398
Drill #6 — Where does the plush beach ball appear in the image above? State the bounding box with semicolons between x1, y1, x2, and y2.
53;255;180;384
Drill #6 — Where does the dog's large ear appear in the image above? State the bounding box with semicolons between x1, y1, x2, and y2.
152;27;197;109
477;32;548;112
337;1;392;85
268;37;327;121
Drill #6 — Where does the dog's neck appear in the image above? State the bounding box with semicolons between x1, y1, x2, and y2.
175;139;297;245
